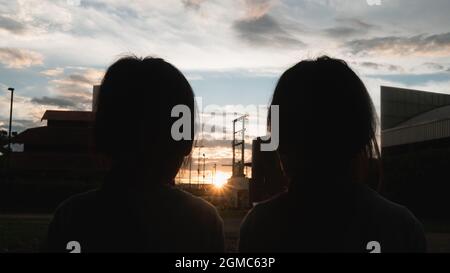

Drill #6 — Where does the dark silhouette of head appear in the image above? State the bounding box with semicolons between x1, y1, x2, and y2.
269;56;379;187
95;56;195;185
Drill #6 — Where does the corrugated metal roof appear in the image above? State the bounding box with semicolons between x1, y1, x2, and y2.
398;105;450;127
382;103;450;147
382;118;450;147
9;152;110;171
381;86;450;130
41;110;94;122
12;126;94;147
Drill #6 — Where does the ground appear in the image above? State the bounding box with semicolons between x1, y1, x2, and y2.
0;210;248;253
1;212;449;253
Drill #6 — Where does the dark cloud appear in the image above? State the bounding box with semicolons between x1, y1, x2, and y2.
359;62;381;70
422;62;445;71
346;32;450;55
50;68;102;96
181;0;206;10
386;65;404;72
324;18;375;38
337;18;374;30
420;62;450;73
31;96;77;108
324;26;361;37
42;68;102;111
0;15;27;34
80;1;139;19
233;14;305;47
358;61;403;72
68;74;95;85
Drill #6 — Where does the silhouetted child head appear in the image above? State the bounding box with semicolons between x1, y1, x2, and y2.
95;56;195;183
269;56;379;184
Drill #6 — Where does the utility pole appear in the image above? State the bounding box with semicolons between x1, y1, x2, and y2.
203;153;206;184
7;87;14;153
213;163;217;184
188;153;192;189
195;120;205;188
6;87;14;178
195;140;204;187
197;145;201;185
232;113;235;176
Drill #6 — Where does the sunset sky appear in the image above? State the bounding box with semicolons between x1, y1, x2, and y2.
1;0;450;181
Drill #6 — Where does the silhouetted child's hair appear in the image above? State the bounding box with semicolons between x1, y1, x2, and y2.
94;56;195;181
269;56;379;185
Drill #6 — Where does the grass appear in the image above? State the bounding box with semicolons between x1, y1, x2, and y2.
2;214;450;253
421;218;450;233
0;215;51;253
0;209;247;253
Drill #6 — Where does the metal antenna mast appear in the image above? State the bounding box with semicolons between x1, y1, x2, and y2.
232;114;248;177
195;120;205;187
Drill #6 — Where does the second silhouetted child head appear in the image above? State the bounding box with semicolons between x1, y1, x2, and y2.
269;56;379;185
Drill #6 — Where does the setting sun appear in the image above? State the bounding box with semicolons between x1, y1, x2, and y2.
213;171;230;189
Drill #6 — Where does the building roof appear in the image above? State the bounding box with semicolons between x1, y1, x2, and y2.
41;110;94;122
10;152;110;172
381;86;450;130
381;87;450;147
12;126;94;148
382;118;450;147
398;105;450;127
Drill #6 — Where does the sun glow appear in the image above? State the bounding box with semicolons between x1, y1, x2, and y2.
213;171;229;189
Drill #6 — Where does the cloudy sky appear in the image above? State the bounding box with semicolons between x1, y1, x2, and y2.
1;0;450;181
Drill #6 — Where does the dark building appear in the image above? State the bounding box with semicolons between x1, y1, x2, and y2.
9;86;108;179
249;137;288;204
381;86;450;219
9;110;109;178
0;86;108;212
